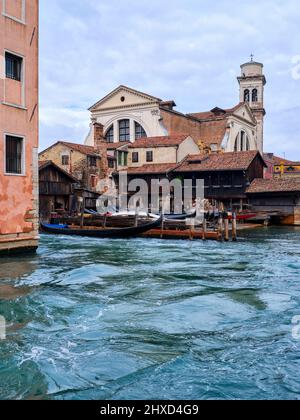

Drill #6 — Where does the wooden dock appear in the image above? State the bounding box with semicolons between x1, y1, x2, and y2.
141;228;221;241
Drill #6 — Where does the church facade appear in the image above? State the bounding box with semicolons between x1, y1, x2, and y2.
85;60;266;154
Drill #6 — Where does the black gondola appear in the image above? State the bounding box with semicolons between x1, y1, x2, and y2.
164;211;196;221
40;216;162;239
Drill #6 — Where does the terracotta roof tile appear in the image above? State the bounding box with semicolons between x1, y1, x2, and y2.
188;104;243;121
122;163;177;175
247;178;300;194
175;151;263;172
263;154;300;166
56;141;99;156
129;135;189;149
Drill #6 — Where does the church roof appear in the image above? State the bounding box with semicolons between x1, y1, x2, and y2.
187;104;243;121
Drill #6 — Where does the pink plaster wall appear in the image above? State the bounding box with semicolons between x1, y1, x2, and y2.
0;0;39;240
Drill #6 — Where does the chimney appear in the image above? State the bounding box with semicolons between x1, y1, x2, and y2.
93;123;108;179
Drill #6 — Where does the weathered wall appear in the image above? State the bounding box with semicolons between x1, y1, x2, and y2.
39;144;102;192
0;0;39;253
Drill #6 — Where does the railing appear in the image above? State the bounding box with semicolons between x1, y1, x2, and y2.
39;181;73;196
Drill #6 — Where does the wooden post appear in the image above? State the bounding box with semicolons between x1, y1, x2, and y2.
103;213;107;229
224;213;229;242
218;213;224;241
160;215;165;239
232;212;237;242
202;216;207;241
189;219;195;241
80;198;85;229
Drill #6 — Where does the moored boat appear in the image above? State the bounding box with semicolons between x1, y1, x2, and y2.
41;216;162;239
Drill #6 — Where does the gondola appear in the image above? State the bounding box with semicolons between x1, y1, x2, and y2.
164;211;196;221
40;216;162;239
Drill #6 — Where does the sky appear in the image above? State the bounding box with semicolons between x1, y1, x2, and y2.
40;0;300;159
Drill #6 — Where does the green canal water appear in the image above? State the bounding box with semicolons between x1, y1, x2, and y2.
0;227;300;400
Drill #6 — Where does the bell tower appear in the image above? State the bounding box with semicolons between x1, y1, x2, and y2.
238;56;266;153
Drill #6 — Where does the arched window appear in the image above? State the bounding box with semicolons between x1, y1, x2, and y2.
135;122;147;140
105;125;114;143
244;89;250;102
234;131;251;152
252;89;258;102
119;119;130;142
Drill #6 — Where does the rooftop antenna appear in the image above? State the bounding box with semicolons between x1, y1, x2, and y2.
250;53;254;62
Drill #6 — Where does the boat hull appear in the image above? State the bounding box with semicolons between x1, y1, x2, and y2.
41;217;162;239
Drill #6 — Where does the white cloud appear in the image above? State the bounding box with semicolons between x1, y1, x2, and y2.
40;0;300;158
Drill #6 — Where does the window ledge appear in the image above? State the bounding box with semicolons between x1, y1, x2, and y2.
2;12;26;25
4;173;26;177
1;102;27;111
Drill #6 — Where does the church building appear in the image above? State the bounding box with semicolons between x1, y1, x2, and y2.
85;59;266;154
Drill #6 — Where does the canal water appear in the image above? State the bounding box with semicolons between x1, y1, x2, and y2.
0;227;300;400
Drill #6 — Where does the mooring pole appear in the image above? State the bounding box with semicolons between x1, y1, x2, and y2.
224;213;229;242
218;213;224;241
202;216;207;241
80;197;85;229
232;212;237;242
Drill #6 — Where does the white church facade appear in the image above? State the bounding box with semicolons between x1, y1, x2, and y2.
85;59;266;155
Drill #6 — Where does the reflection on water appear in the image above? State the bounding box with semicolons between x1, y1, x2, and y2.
0;227;300;400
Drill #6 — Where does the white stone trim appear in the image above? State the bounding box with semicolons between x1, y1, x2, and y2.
2;0;26;24
3;48;26;108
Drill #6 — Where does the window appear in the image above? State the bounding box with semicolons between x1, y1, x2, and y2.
108;159;115;169
135;122;147;140
118;152;128;166
240;131;245;151
105;125;114;143
244;89;250;102
62;155;69;166
252;89;258;102
90;175;97;189
146;151;153;163
234;131;251;152
88;156;97;167
132;152;139;163
5;52;22;81
119;119;130;142
5;135;24;175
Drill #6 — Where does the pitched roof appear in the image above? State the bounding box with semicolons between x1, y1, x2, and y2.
174;151;264;172
107;142;131;150
122;163;177;175
89;85;162;111
38;160;79;182
59;141;99;156
40;141;99;157
247;178;300;194
263;154;300;166
129;135;190;149
188;104;243;121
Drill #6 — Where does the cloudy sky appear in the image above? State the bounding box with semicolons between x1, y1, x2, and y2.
40;0;300;159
